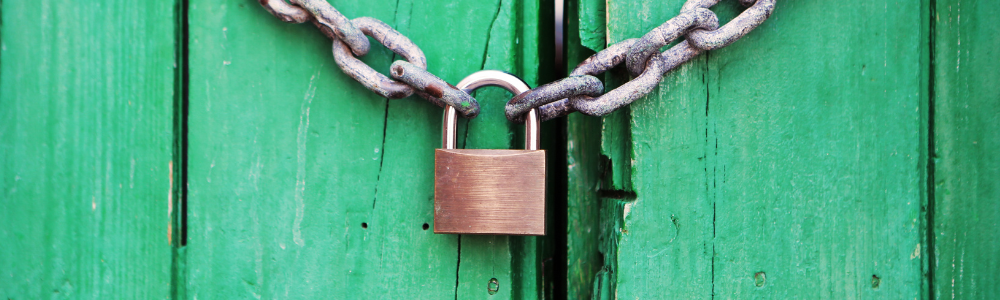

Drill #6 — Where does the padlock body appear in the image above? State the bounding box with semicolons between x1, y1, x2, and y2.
434;149;546;235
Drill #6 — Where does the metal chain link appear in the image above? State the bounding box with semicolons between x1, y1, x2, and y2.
259;0;481;118
261;0;774;122
507;0;775;122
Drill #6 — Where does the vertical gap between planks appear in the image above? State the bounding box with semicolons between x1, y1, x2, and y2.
923;0;937;297
454;236;462;300
171;0;190;298
540;1;568;299
178;0;190;249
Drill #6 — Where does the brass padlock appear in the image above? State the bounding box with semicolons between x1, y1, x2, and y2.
434;71;545;236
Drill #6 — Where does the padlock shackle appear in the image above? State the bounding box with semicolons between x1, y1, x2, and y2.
443;71;540;150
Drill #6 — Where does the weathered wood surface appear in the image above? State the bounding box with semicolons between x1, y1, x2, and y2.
184;0;548;298
931;0;1000;298
571;0;933;298
0;0;178;298
3;0;998;298
563;1;602;299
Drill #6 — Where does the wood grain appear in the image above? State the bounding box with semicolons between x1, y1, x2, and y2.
0;0;177;298
931;0;1000;297
184;0;547;298
6;0;995;297
564;0;605;298
587;0;928;298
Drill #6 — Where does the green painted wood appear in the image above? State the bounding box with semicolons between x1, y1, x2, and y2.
588;0;927;298
0;0;178;299
706;1;926;297
454;1;546;298
564;3;599;300
184;0;546;298
564;112;605;300
931;0;1000;298
577;0;605;52
5;0;995;297
596;1;712;298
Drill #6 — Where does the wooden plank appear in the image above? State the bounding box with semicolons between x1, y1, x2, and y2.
454;1;547;298
601;1;712;297
184;0;545;298
0;0;178;298
931;0;1000;297
707;1;925;297
565;111;603;300
564;0;606;299
600;0;926;298
577;0;606;52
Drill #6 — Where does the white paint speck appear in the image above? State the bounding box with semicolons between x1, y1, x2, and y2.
623;202;634;221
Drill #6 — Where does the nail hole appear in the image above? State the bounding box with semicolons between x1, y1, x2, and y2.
872;275;880;289
487;278;499;295
361;222;368;229
754;272;766;287
422;223;429;230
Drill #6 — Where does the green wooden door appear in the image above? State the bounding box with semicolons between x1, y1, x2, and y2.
182;0;553;298
1;1;178;298
2;0;997;299
565;0;1000;298
929;0;1000;297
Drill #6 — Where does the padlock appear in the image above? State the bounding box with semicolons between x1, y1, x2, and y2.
434;71;546;236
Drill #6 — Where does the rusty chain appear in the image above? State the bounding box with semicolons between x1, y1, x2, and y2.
259;0;481;117
260;0;774;122
507;0;775;122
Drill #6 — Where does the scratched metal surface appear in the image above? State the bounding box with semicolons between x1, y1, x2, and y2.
434;149;546;236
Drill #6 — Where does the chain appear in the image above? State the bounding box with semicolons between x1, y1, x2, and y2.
259;0;482;118
506;0;775;122
261;0;774;122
